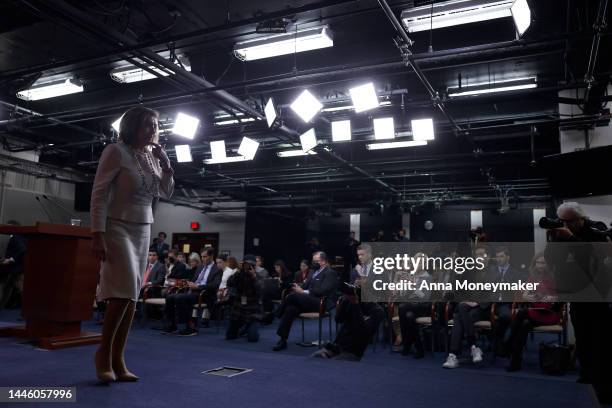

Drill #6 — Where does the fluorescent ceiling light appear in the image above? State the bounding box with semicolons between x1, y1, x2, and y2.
204;156;249;165
172;112;200;139
277;150;318;157
511;0;531;35
366;140;428;150
290;89;323;122
264;98;277;127
238;137;260;160
210;140;227;161
111;116;122;132
214;118;256;126
175;144;193;163
110;55;191;83
447;76;537;97
373;117;395;140
300;128;318;152
16;78;83;101
411;118;435;141
349;83;379;113
401;0;531;36
321;100;391;113
331;120;352;142
233;26;333;61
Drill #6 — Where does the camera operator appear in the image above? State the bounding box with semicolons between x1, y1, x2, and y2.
543;202;612;403
225;255;262;343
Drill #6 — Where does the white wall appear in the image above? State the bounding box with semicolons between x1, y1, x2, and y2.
151;201;246;259
571;195;612;226
558;85;612;153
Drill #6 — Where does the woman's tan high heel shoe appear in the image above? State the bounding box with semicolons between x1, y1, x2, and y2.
95;350;116;384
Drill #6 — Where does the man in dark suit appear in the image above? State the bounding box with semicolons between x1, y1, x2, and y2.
154;231;170;261
163;248;222;336
140;250;166;296
166;249;189;279
485;246;527;353
314;244;384;360
273;251;338;351
0;220;27;309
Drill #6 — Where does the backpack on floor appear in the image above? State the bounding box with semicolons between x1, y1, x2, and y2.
539;341;573;375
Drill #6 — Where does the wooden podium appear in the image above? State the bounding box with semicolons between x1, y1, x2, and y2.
0;222;101;349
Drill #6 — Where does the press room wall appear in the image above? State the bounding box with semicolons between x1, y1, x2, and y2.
151;202;246;259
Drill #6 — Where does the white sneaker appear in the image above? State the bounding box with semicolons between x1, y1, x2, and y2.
442;353;459;369
471;345;483;363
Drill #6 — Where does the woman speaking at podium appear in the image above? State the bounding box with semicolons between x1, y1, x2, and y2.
90;107;174;383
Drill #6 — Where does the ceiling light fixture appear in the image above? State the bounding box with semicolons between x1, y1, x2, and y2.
366;140;428;150
349;82;379;113
401;0;531;36
264;98;278;127
300;128;318;152
290;89;323;122
17;78;83;101
233;26;333;61
411;118;435;141
175;144;193;163
237;137;260;160
277;150;318;157
331;120;352;142
110;55;191;83
172;112;200;139
447;76;537;97
373;117;395;140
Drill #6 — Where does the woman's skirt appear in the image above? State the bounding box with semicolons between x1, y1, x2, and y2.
98;217;151;301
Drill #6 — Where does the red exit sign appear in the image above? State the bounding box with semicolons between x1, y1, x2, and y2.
190;221;200;230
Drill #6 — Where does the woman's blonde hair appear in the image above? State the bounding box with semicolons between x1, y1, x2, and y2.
188;252;202;266
119;106;159;146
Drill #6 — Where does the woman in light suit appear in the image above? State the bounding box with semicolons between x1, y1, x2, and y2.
91;107;174;383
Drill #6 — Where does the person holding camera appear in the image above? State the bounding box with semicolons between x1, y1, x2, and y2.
543;202;612;403
225;255;262;343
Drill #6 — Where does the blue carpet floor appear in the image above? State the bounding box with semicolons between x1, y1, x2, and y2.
0;309;599;408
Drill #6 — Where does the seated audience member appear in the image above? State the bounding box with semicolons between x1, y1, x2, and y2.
163;248;221;336
398;253;432;358
273;251;338;351
442;301;487;368
166;249;189;280
140;250;166;298
186;252;202;279
0;220;26;309
505;253;560;371
225;255;262;342
442;265;489;369
177;252;186;265
216;255;237;302
313;243;384;360
294;260;311;284
255;255;269;279
273;260;294;291
485;246;527;355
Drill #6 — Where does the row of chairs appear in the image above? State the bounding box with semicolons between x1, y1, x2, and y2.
383;301;568;357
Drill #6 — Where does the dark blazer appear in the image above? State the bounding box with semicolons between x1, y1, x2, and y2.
192;262;223;293
146;261;166;286
483;265;527;303
167;261;189;280
153;242;170;258
302;266;338;299
3;234;27;275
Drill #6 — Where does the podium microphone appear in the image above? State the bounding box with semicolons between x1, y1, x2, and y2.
42;195;79;221
35;196;54;223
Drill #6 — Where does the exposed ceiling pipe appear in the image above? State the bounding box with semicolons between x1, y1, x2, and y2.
583;0;609;104
30;0;397;196
377;0;463;135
